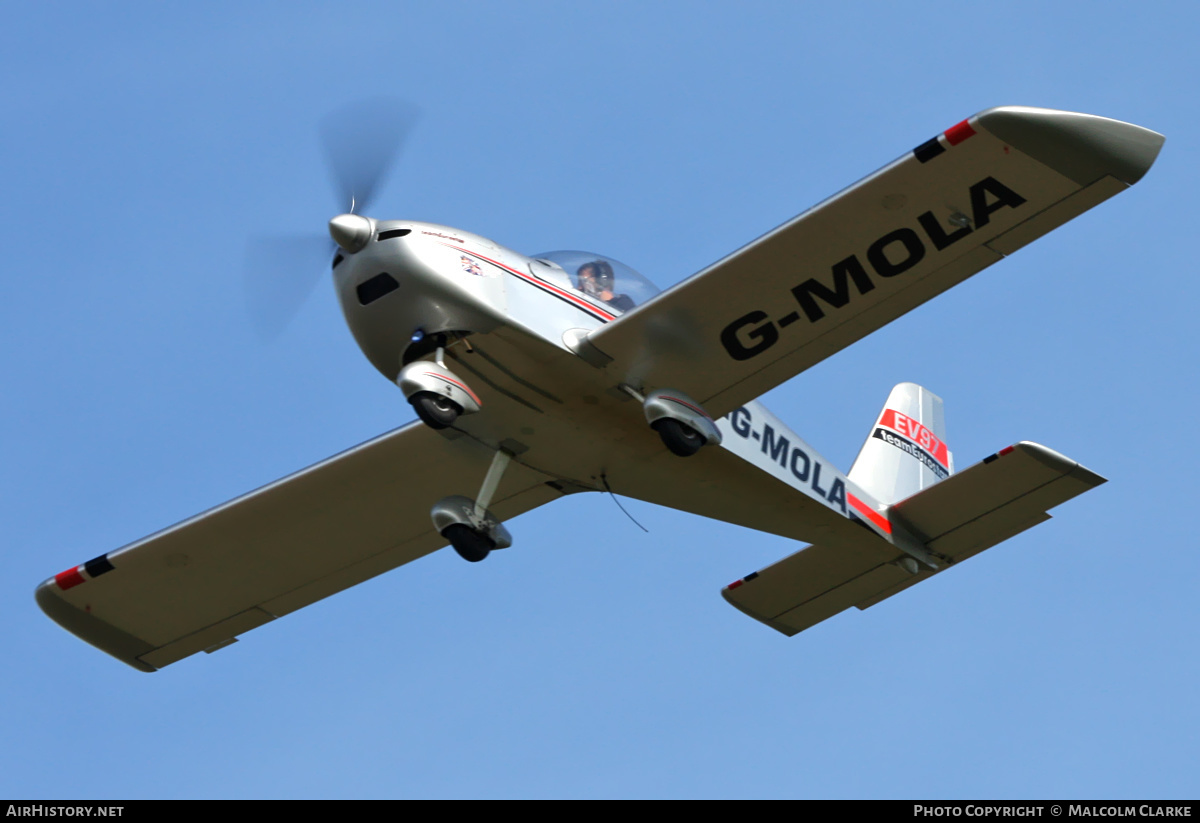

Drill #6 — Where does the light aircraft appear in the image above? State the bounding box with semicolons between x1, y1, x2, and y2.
37;106;1164;671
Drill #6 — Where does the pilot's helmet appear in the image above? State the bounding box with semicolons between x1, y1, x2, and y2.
592;260;615;289
578;259;614;290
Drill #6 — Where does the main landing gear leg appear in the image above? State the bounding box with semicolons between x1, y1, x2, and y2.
430;449;514;563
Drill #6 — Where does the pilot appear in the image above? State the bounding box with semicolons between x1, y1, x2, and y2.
576;260;635;312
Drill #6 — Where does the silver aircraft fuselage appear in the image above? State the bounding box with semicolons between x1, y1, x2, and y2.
331;217;866;540
334;220;655;490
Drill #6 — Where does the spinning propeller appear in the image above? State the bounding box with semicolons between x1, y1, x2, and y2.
243;98;418;338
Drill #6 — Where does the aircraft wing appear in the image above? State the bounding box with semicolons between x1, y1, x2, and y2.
36;423;560;671
585;107;1163;418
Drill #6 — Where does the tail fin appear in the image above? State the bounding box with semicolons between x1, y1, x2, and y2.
848;383;953;505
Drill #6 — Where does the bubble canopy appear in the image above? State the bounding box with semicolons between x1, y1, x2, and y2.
530;250;659;314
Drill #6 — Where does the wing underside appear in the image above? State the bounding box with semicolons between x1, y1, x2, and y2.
37;424;561;671
585;107;1163;418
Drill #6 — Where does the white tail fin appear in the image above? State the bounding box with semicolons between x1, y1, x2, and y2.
848;383;953;505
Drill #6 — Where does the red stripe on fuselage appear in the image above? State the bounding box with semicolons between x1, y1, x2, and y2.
435;242;616;322
847;493;892;534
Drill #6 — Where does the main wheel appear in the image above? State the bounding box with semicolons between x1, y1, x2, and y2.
410;391;462;429
652;418;706;457
442;524;495;563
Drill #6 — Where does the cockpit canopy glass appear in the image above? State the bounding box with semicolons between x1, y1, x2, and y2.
531;250;659;314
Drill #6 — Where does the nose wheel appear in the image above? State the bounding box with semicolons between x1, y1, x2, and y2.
410;391;462;429
397;347;480;431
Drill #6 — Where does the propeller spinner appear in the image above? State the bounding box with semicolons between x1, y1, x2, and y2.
328;214;374;253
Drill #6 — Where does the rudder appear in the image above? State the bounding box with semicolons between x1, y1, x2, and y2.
848;383;953;505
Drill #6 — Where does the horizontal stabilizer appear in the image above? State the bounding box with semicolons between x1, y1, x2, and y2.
722;536;908;636
857;441;1104;609
722;441;1104;635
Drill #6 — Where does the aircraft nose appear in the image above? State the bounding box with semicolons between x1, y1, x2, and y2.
329;213;373;253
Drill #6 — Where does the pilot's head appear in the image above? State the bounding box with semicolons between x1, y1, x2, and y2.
577;260;614;296
577;262;599;294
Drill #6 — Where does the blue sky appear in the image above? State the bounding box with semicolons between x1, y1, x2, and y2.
3;1;1197;799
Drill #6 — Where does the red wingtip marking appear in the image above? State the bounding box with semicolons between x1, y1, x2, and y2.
728;580;744;590
55;568;86;590
998;445;1015;456
944;119;976;146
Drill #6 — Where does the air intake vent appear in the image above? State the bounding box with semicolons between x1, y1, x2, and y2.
377;228;411;241
356;273;400;305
